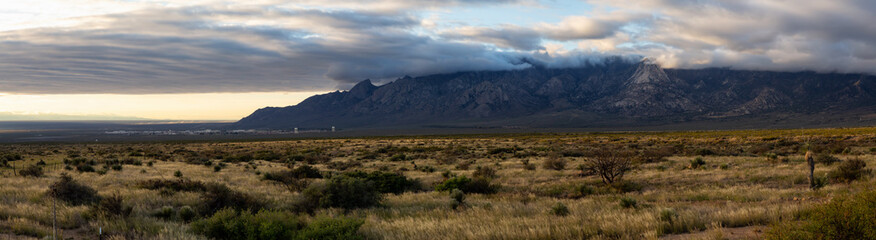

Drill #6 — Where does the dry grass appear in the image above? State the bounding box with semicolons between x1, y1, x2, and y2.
0;127;874;239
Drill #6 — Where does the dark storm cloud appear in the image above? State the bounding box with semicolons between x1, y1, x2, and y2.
1;0;874;94
0;6;531;94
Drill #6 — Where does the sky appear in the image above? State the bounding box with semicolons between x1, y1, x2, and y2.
1;0;874;120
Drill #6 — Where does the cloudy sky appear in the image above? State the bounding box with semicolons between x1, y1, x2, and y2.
1;0;874;120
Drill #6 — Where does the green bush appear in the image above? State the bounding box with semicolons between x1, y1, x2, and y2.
76;164;96;173
153;206;175;220
435;176;499;194
689;157;706;169
766;190;876;240
48;173;101;206
549;202;570;216
694;148;715;156
137;178;206;193
388;154;407;161
619;197;638;209
201;183;265;214
19;164;44;177
301;175;382;210
435;176;471;192
815;153;840;165
472;166;497;180
95;194;132;218
191;208;303;240
542;157;567;170
289;165;323;178
295;216;365;240
343;171;420;194
192;209;365;240
450;189;465;210
828;158;869;183
178;205;197;222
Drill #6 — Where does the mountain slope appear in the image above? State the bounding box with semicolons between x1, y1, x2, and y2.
235;59;876;130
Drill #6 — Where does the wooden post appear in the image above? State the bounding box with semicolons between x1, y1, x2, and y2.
806;151;815;189
53;195;57;240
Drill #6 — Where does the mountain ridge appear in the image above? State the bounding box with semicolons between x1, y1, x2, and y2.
235;59;876;130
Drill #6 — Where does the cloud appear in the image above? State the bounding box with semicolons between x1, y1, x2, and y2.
440;25;544;50
0;5;532;94
580;0;876;73
1;0;874;95
537;14;644;41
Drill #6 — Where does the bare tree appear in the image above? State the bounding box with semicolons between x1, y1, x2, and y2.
582;149;634;184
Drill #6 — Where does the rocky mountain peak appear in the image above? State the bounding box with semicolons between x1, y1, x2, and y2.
629;59;671;85
347;79;378;99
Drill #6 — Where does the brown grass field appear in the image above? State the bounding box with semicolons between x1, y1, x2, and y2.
1;127;875;239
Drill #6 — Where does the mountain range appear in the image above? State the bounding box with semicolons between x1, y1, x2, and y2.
234;57;876;130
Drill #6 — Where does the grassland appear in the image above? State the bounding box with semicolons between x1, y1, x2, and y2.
1;127;875;239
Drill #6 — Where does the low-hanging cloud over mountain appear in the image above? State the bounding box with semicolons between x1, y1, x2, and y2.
0;0;873;94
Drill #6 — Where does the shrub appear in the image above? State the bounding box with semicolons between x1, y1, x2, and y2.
388;154;407;161
201;183;265;214
76;164;95;173
19;164;44;177
110;164;123;171
815;153;840;165
695;148;715;156
295;216;365;240
95;194;132;218
582;149;634;184
288;153;331;164
456;160;473;170
173;170;183;178
450;189;465;210
689;157;706;169
573;185;594;198
472;166;497;180
48;173;101;206
213;165;222;172
289;165;323;178
435;176;499;194
343;171;420;194
549;202;570;216
153;206;175;220
263;171;312;192
522;159;536;170
326;160;361;170
137;178;206;193
178;205;197;222
488;147;519;155
435;176;471;192
301;175;382;210
766;190;876;240
542;156;567;170
191;208;304;240
828;158;869;183
638;148;672;163
619;197;638;209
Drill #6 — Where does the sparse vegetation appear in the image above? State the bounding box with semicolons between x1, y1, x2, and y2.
581;149;634;184
1;128;876;239
47;173;101;206
828;158;869;183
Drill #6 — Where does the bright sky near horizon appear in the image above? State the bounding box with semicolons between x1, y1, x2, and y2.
1;0;874;120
